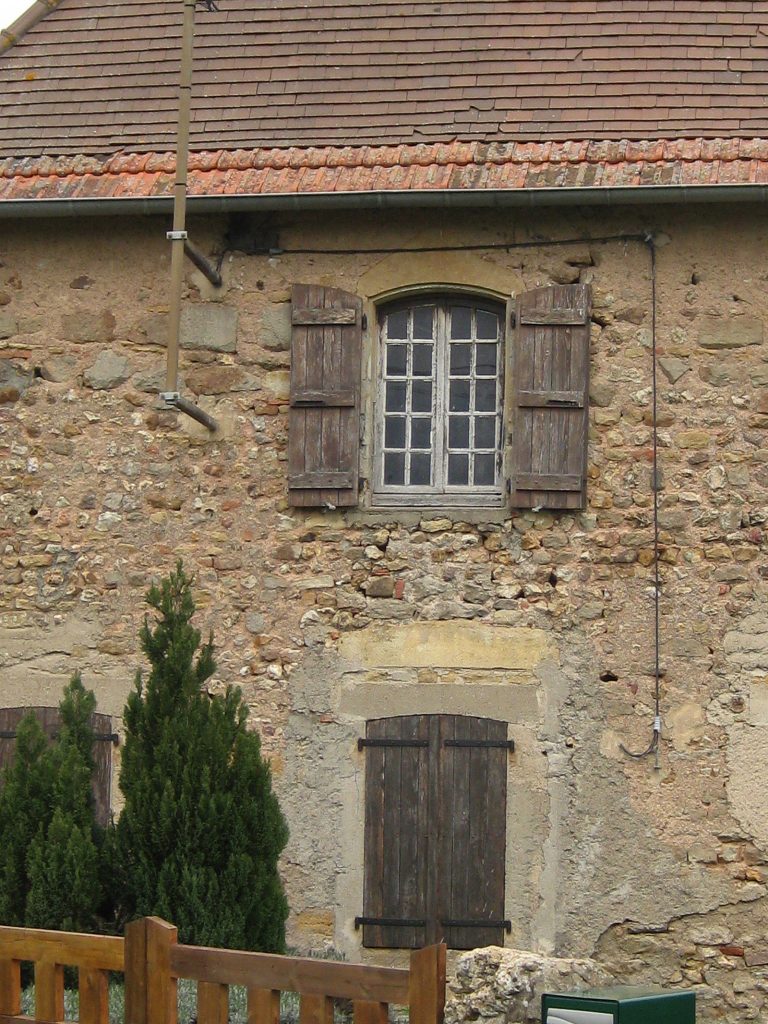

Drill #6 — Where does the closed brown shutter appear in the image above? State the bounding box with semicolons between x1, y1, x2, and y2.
361;714;509;950
0;707;114;827
288;284;363;507
362;716;430;949
438;716;508;950
510;284;591;510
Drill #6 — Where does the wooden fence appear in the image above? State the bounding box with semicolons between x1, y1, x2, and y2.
0;918;446;1024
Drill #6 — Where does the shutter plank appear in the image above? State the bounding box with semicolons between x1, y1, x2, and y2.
381;718;403;945
319;290;343;509
425;715;441;947
289;286;311;507
304;286;326;507
91;713;113;828
550;287;579;510
484;720;508;944
0;709;22;774
289;285;362;507
566;300;591;511
338;291;363;510
511;285;591;510
397;716;429;949
363;720;387;949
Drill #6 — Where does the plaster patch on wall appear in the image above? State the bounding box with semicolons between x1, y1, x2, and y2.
748;677;768;726
723;613;768;671
727;724;768;848
665;701;708;751
337;620;553;670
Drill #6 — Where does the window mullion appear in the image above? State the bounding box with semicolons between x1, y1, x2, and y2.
434;302;447;493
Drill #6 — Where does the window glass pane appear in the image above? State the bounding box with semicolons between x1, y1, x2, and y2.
411;417;432;449
450;306;472;339
384;451;405;485
410;453;432;486
448;453;469;486
449;379;470;412
387;310;408;339
412;344;434;377
412;379;433;412
386;343;408;376
448;415;470;449
476;344;497;376
385;416;406;448
474;453;496;486
476;309;499;340
475;379;496;412
475;415;496;448
413;306;435;339
386;381;407;412
450;343;471;376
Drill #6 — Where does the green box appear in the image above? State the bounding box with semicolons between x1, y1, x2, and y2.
542;986;695;1024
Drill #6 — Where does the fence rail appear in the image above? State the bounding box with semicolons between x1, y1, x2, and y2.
0;919;445;1024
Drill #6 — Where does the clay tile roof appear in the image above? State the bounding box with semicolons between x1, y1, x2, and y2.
3;0;768;201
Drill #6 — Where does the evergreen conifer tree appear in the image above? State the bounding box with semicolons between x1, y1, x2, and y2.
0;714;53;925
115;563;289;951
25;676;103;931
0;674;103;932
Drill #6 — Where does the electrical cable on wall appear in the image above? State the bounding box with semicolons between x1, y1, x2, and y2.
619;236;663;768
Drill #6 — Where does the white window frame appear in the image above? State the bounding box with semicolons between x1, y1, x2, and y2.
372;294;506;508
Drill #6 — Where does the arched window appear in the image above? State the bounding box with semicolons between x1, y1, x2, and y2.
374;295;505;507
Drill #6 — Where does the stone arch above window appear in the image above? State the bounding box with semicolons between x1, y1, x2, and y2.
357;251;521;302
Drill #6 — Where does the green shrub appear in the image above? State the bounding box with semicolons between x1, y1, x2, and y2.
114;563;289;950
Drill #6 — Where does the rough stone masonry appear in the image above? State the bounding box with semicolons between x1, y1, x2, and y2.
3;202;768;1020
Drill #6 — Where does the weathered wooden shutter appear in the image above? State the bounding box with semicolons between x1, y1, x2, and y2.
0;707;115;827
361;716;430;948
438;716;508;950
511;284;591;509
288;284;363;507
361;714;509;950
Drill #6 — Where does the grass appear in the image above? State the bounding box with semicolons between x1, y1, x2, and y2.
21;980;307;1024
21;979;407;1024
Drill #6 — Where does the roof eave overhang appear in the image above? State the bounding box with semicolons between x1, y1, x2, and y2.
1;183;768;218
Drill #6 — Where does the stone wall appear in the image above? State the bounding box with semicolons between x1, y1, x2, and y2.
3;204;768;1018
446;946;611;1024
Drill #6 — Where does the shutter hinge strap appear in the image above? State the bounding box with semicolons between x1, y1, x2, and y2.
441;919;512;932
0;730;119;744
358;738;429;750
444;738;515;750
354;916;426;929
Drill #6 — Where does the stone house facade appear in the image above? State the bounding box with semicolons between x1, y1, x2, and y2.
4;1;768;1019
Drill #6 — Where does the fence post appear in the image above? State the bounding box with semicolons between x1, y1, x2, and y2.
125;918;149;1024
408;944;446;1024
0;958;21;1016
146;919;178;1024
